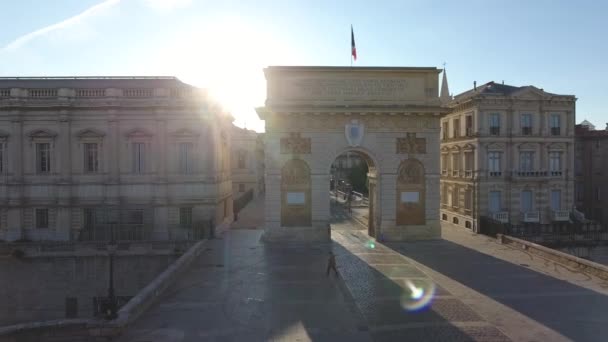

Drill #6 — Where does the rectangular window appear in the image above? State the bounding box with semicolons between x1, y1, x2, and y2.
489;191;501;212
465;152;474;172
35;208;49;229
36;143;51;173
84;143;99;173
83;208;95;229
488;152;501;174
489;113;500;135
441;154;448;173
465;116;473;136
179;207;192;227
0;142;3;173
453;186;459;208
521;114;532;135
452;153;460;172
453;118;460;138
442;122;448;140
238;151;246;169
549;152;562;172
521;190;533;212
519;152;534;172
132;143;145;174
178;142;193;174
465;189;472;210
551;190;561;211
127;210;144;225
239;183;245;192
576;184;583;201
550;114;561;136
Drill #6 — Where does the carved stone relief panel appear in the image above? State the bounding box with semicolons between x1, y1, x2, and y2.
280;132;311;154
396;158;426;225
281;158;312;227
396;133;426;154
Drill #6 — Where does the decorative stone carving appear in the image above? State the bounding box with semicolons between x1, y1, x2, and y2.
396;158;426;225
345;119;364;147
281;132;311;154
397;133;426;154
397;158;424;184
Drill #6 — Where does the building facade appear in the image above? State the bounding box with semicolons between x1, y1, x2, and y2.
440;81;576;230
0;77;233;242
258;66;444;242
575;121;608;225
231;125;264;198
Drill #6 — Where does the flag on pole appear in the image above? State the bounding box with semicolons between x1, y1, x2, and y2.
351;25;357;61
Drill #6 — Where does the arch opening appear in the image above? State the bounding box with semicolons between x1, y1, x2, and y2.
329;149;379;238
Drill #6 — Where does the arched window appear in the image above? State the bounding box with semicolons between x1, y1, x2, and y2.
281;159;311;227
396;158;426;225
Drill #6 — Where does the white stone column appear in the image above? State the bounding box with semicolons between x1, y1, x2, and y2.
7;114;24;240
106;111;120;207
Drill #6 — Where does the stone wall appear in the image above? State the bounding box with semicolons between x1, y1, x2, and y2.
0;254;177;326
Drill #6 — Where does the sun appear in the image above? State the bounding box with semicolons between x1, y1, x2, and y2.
156;16;293;132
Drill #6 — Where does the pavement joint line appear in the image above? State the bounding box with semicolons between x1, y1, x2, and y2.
368;321;496;332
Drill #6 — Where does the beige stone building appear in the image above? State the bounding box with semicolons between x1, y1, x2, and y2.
0;77;233;242
231;125;264;198
440;80;576;230
258;66;444;242
575;121;608;225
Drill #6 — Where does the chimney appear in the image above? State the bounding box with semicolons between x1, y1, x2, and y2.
605;122;608;131
474;81;477;90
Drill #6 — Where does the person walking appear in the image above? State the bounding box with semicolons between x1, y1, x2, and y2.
326;251;338;277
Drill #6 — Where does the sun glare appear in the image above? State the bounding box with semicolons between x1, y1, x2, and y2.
156;17;292;132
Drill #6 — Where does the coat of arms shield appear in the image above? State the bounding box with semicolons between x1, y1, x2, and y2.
345;119;364;147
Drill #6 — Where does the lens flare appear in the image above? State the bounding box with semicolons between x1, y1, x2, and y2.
364;240;376;249
400;279;436;312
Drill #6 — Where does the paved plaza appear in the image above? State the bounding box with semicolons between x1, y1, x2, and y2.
117;197;608;341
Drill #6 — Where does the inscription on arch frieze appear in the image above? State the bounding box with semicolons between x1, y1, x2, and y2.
286;79;410;99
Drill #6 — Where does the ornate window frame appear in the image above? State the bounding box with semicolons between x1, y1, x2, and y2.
125;128;154;174
76;128;105;174
28;129;57;174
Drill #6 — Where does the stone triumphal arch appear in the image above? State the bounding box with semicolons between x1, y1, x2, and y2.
257;66;445;242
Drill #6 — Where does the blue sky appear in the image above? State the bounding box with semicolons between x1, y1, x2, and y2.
1;0;606;132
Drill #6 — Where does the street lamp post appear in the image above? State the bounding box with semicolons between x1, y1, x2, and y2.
105;223;118;320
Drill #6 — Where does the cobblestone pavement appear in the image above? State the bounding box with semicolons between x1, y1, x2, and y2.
231;195;265;230
118;198;602;341
116;228;372;342
329;203;516;342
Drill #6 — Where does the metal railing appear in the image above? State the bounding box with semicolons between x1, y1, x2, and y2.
479;216;608;249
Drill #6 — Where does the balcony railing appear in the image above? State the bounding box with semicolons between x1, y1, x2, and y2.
522;211;540;223
489;171;502;177
551;210;570;222
464;170;473;178
452;170;460;177
522;127;532;135
465;127;473;137
491;212;509;223
441;169;448;176
516;170;547;177
489;127;500;135
549;170;563;177
551;127;561;136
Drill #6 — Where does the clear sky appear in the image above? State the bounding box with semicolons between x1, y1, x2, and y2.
1;0;606;132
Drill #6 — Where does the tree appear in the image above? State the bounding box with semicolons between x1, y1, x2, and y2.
347;162;369;195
